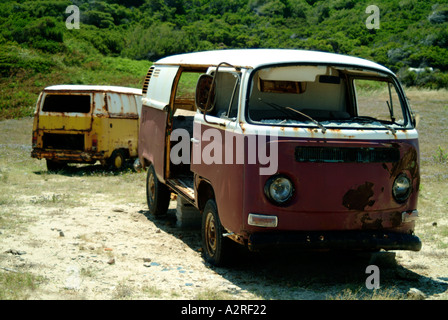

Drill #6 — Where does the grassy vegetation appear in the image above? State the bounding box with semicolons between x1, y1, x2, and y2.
195;288;241;300
0;53;151;119
1;0;447;119
0;270;44;300
328;287;406;300
397;89;448;250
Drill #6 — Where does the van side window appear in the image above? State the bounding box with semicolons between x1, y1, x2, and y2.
175;71;203;112
107;93;138;118
353;79;405;125
42;94;91;113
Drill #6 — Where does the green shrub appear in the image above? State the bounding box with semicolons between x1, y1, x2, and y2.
1;0;448;120
433;146;448;164
399;68;448;90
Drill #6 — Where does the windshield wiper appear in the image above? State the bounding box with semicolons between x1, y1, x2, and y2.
351;116;397;134
257;98;327;133
387;83;396;123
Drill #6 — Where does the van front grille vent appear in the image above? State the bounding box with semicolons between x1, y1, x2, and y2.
295;146;400;163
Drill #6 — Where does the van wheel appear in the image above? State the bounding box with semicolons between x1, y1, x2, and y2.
146;164;170;216
201;199;231;266
46;159;66;172
108;149;125;170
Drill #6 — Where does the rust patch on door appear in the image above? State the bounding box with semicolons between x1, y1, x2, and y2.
389;211;402;227
343;182;375;211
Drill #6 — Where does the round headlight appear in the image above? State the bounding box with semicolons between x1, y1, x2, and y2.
393;174;412;202
264;175;294;205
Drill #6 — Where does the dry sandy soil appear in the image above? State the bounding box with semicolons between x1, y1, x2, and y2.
2;191;448;301
1;116;448;301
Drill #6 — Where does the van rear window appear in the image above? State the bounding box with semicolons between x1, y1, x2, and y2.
42;94;91;113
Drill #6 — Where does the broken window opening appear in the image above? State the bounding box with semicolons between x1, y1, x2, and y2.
42;95;91;113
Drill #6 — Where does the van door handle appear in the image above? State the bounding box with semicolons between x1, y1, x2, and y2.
191;138;199;144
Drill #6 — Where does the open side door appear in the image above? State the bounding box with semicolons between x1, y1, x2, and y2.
139;65;180;182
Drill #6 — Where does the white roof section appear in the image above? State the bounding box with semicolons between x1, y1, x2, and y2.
44;85;142;95
155;49;393;75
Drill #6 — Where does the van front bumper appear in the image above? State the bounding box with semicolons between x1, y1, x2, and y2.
247;230;422;252
31;149;105;163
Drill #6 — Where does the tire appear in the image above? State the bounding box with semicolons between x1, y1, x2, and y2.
46;159;66;172
108;149;126;170
146;164;170;216
201;199;231;266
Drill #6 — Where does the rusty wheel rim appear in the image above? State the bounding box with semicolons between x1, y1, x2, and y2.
204;212;217;255
147;172;155;206
114;155;123;169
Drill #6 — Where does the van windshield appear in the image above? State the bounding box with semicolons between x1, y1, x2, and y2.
42;94;91;113
246;65;410;130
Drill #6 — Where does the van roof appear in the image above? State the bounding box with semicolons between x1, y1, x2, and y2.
44;85;142;95
155;49;393;75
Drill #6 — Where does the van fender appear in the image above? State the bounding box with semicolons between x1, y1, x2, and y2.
195;177;215;213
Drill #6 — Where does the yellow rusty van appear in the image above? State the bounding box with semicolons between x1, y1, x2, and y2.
31;85;142;171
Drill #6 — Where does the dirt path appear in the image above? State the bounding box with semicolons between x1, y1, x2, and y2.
1;178;448;300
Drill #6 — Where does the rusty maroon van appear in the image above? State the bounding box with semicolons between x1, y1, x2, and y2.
138;49;421;266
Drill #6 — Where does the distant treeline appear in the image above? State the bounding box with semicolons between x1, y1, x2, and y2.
1;0;448;89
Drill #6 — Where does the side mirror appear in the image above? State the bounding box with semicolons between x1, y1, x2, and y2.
195;74;215;113
412;112;420;128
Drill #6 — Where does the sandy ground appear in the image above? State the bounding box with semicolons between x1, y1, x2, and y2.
1;185;448;301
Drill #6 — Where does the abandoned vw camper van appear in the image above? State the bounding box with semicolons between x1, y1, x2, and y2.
138;49;421;266
32;85;142;171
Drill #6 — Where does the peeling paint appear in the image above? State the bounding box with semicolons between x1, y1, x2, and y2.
343;181;375;211
390;146;418;179
360;213;383;229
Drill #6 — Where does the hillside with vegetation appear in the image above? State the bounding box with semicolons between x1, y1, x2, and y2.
1;0;447;119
